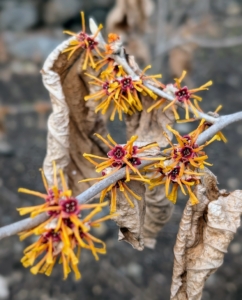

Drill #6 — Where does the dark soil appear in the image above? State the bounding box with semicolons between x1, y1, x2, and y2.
0;44;242;300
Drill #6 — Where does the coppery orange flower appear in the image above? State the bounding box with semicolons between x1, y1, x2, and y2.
149;162;201;204
164;124;217;169
85;69;158;120
148;71;212;119
18;164;113;279
83;133;160;181
163;71;212;119
62;11;103;69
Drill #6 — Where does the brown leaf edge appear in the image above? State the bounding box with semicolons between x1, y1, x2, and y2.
112;180;146;251
41;36;109;194
171;168;241;300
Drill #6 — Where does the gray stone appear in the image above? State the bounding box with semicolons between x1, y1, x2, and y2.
125;262;143;278
227;177;240;189
3;32;63;62
43;0;83;25
230;242;242;254
0;275;9;300
0;2;38;31
0;133;13;156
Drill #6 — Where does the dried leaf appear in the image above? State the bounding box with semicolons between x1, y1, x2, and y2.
41;37;109;193
126;94;175;147
200;167;220;201
169;46;195;86
112;180;146;250
106;0;154;34
171;169;242;300
126;93;175;248
143;185;174;249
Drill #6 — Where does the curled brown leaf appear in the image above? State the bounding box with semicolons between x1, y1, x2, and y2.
171;169;242;300
41;37;109;194
143;185;174;249
126;93;175;248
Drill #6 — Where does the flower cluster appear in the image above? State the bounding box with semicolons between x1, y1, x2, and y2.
18;163;113;279
62;12;162;120
148;71;213;120
83;133;161;181
63;11;103;69
84;67;160;120
81;133;163;211
148;124;217;204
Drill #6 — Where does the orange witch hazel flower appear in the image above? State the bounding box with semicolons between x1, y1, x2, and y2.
148;123;218;204
149;162;201;205
164;124;217;169
148;71;212;120
83;133;161;181
107;33;120;43
84;66;159;121
18;163;113;279
62;11;103;70
104;33;121;55
95;37;123;79
163;71;213;120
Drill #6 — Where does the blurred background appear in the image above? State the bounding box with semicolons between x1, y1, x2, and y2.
1;0;242;299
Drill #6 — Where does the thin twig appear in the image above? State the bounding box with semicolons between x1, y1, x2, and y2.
197;111;242;145
0;111;242;240
0;160;152;240
111;47;217;124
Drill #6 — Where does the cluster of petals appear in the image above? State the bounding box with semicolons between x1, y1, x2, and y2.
148;124;217;204
84;66;160;120
149;161;201;204
18;164;112;279
62;11;103;70
83;133;161;181
81;134;163;211
148;70;213;120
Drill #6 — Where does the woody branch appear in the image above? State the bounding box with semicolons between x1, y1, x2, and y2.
0;110;241;240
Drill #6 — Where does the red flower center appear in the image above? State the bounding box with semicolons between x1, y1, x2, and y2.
132;146;138;155
43;230;61;243
86;37;98;50
61;198;78;215
108;146;126;161
120;77;134;92
129;157;141;166
102;82;110;95
112;161;124;168
77;32;87;42
77;33;98;50
113;65;119;73
175;87;190;102
63;218;74;228
47;204;60;217
168;167;180;181
181;146;193;158
182;135;191;144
